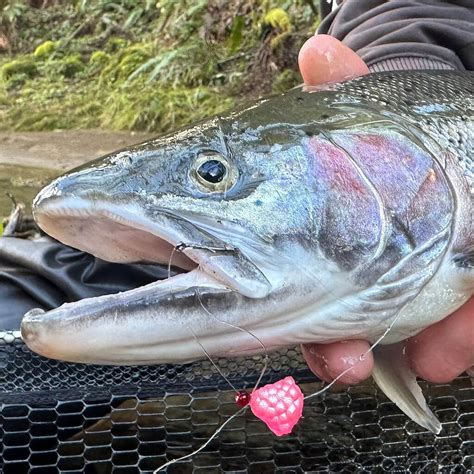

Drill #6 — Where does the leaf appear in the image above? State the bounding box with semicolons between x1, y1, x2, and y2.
228;16;244;53
124;8;143;29
125;56;160;83
147;49;179;83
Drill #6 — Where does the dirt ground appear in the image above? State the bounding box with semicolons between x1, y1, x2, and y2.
0;130;155;171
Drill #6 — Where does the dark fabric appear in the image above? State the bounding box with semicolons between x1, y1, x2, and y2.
0;236;171;330
318;0;474;71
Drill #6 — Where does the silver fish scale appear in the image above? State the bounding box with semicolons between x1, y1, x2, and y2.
328;71;474;190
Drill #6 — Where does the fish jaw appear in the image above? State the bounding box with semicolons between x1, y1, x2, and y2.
20;269;236;364
19;252;362;365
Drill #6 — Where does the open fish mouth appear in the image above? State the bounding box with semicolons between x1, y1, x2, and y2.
32;194;199;270
20;182;274;364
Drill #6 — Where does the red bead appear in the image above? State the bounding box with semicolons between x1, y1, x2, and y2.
235;390;251;407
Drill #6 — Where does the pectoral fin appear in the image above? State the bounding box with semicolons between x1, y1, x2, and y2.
372;344;442;434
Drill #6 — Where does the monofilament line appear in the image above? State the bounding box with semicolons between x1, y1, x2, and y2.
304;306;405;401
153;406;248;473
194;286;269;393
189;321;238;392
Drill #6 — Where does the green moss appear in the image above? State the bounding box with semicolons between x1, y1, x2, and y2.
0;92;8;106
33;40;56;59
1;57;37;81
117;46;151;79
272;68;300;93
106;37;128;53
58;55;84;78
100;44;152;83
89;51;111;66
264;8;292;32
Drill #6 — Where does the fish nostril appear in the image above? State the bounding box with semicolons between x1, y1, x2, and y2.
109;152;135;167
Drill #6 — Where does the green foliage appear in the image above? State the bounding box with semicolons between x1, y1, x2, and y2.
1;0;27;28
103;82;234;132
0;91;8;105
1;57;37;80
57;55;84;77
272;68;300;93
127;41;219;87
228;16;244;53
264;8;292;31
99;44;151;82
0;0;319;134
106;37;127;53
33;40;56;59
89;50;110;66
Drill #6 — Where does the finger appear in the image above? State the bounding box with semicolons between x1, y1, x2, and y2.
406;298;474;384
301;339;374;385
298;34;369;86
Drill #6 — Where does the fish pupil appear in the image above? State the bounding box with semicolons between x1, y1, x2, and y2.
197;160;226;183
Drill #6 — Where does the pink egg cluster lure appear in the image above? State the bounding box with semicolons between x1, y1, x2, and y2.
236;376;304;436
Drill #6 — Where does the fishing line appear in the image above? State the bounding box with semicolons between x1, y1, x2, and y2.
304;304;405;402
194;285;269;393
166;244;238;392
167;245;179;279
153;405;248;473
189;321;238;392
168;242;269;390
155;248;270;471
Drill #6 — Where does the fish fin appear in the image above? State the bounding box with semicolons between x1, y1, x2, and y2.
372;344;442;434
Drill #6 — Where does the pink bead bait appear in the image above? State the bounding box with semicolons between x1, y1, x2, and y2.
249;376;304;436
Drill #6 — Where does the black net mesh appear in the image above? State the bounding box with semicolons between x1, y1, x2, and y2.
0;331;472;473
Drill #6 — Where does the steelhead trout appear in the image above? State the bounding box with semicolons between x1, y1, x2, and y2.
21;71;473;433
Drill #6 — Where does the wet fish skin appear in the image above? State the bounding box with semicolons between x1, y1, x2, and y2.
21;71;473;432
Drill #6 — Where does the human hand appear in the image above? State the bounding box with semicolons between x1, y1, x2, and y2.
298;34;474;385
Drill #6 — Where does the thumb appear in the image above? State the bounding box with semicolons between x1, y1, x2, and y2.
298;34;369;86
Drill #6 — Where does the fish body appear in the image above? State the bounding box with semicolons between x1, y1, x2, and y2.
21;71;473;432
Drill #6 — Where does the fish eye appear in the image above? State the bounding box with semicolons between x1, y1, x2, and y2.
191;152;238;192
197;159;226;184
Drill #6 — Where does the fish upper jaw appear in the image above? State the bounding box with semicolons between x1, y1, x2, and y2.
33;171;277;296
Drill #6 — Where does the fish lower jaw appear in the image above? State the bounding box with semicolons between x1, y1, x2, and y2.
20;267;233;364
